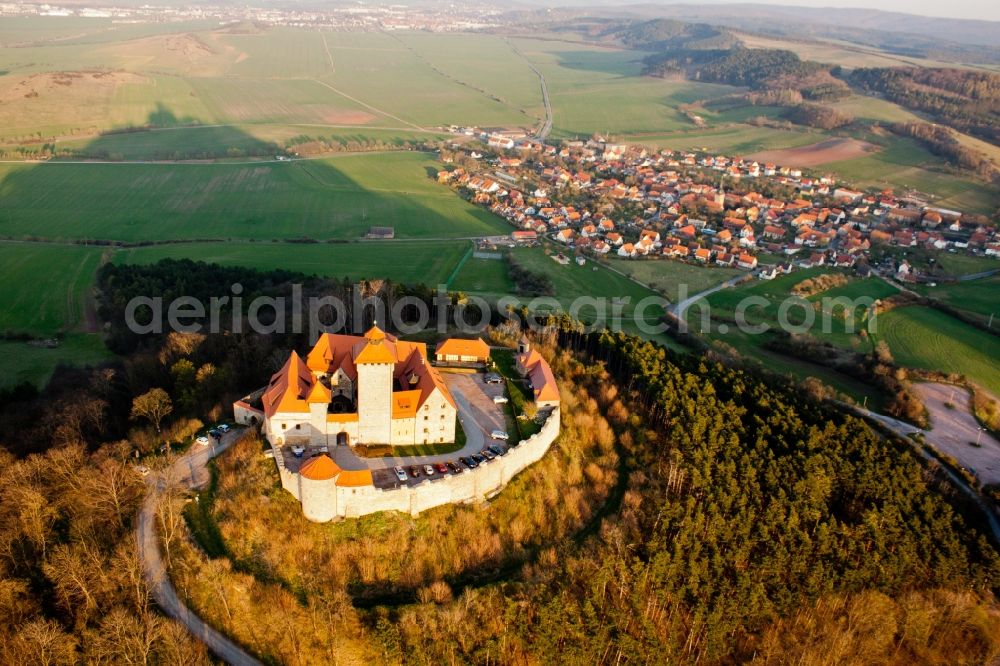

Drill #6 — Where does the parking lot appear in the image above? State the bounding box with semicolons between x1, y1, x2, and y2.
445;371;508;436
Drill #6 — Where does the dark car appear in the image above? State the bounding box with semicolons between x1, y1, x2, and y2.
488;444;504;457
480;449;496;461
471;454;485;465
446;461;462;474
434;463;449;475
208;429;222;440
460;456;478;469
409;465;421;478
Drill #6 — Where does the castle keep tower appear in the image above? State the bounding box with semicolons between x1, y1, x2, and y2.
354;325;394;444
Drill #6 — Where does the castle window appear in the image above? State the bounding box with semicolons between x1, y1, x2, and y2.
295;424;301;430
281;423;287;430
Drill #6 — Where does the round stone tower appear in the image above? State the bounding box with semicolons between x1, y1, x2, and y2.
298;454;340;522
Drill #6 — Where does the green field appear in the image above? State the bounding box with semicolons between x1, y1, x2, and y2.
0;152;508;242
52;125;445;161
874;306;1000;397
115;240;470;286
0;334;112;389
0;242;106;335
451;256;514;293
621;125;824;154
0;241;112;388
507;246;663;311
695;269;899;345
915;275;1000;323
607;257;744;297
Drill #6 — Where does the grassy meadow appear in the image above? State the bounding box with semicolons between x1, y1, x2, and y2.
115;240;471;286
915;275;1000;324
607;257;744;296
0;242;106;335
0;152;508;241
0;335;112;389
874;306;1000;397
0;241;111;389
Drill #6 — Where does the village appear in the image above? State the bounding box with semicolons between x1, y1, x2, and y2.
438;133;1000;285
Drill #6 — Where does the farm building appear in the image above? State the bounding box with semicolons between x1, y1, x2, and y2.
435;338;491;365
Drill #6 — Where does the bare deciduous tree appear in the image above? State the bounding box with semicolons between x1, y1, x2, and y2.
130;389;173;436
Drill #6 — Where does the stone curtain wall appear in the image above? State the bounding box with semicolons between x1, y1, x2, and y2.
298;407;561;521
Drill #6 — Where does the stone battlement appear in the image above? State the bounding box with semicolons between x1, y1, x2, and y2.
273;407;560;522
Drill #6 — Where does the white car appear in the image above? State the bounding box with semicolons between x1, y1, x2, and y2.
394;466;408;482
291;445;306;457
134;465;150;477
493;395;509;404
424;464;435;476
490;430;509;441
218;424;231;433
196;436;210;446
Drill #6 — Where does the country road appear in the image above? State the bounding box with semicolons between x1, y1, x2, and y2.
135;431;263;666
669;275;745;318
506;38;552;140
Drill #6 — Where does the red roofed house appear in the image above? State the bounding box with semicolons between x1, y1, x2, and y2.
515;337;560;408
435;338;491;366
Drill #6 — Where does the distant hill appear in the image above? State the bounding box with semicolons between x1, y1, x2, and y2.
508;3;1000;64
602;18;740;50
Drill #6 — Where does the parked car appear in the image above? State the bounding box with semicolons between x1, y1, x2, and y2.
484;373;503;384
446;461;461;474
409;465;421;478
490;430;509;441
217;424;231;433
460;456;478;469
134;465;150;477
424;464;435;476
196;436;210;446
434;463;449;474
493;395;509;404
480;449;496;461
209;429;221;440
394;466;408;482
291;445;305;457
471;454;485;465
488;444;504;456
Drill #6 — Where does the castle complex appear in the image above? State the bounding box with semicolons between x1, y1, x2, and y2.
255;326;457;448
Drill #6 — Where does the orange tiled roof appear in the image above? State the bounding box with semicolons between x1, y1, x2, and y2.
299;454;341;481
336;469;374;487
435;338;490;360
263;352;313;418
392;389;422;419
327;412;359;423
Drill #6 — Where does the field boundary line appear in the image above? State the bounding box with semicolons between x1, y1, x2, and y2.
445;241;475;289
319;30;336;72
311;78;425;131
